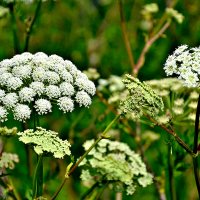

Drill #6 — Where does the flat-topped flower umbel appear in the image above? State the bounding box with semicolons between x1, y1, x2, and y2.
0;52;96;122
164;45;200;87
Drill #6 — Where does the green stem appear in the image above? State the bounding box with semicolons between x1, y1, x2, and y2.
24;0;42;52
193;94;200;198
9;2;20;54
167;145;176;200
32;155;43;199
50;114;121;200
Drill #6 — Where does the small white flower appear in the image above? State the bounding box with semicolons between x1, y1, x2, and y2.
2;93;18;109
0;106;8;122
0;66;10;74
32;67;46;82
0;73;13;86
0;89;6;100
184;71;199;87
45;85;61;99
75;90;92;107
75;78;96;95
164;60;177;76
6;77;23;91
29;82;45;96
0;59;12;68
45;71;60;84
174;45;188;55
57;97;74;112
59;82;75;96
49;54;65;65
34;99;52;115
13;104;31;122
12;65;32;80
59;70;73;83
19;87;35;103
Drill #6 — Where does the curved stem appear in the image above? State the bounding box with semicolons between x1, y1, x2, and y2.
118;0;135;71
50;114;121;200
167;145;176;200
145;114;195;157
133;20;171;75
193;95;200;198
32;155;43;199
24;0;42;52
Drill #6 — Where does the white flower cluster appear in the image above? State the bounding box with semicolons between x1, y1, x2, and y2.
0;152;19;170
79;139;153;196
164;45;200;87
146;78;199;123
18;127;71;159
0;52;96;122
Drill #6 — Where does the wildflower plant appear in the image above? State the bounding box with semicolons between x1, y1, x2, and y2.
17;127;71;159
146;78;199;124
164;45;200;87
0;52;96;122
120;74;164;119
79;139;153;196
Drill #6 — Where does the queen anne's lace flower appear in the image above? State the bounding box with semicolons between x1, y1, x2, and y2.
75;91;92;107
2;93;18;109
19;87;35;103
164;45;200;87
13;104;31;122
80;139;153;196
57;97;74;113
29;82;45;96
0;89;5;100
6;77;23;91
12;65;32;80
0;106;8;122
18;127;71;159
0;52;95;122
34;99;52;115
45;85;61;99
59;82;75;96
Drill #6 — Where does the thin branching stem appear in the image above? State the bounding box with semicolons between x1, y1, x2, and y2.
193;94;200;198
32;155;43;199
50;114;121;200
145;114;196;157
24;0;42;52
118;0;135;70
133;20;171;75
167;145;176;200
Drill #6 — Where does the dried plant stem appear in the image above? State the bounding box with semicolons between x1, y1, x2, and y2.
145;114;196;157
193;95;200;198
118;0;135;70
133;20;171;75
50;114;120;200
24;0;42;52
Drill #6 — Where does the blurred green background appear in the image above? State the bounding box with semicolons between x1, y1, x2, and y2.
0;0;200;199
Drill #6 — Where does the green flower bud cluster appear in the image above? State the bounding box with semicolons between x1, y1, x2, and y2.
0;126;17;136
120;74;164;119
146;78;199;123
166;8;184;24
0;152;19;171
17;127;71;159
79;139;153;195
